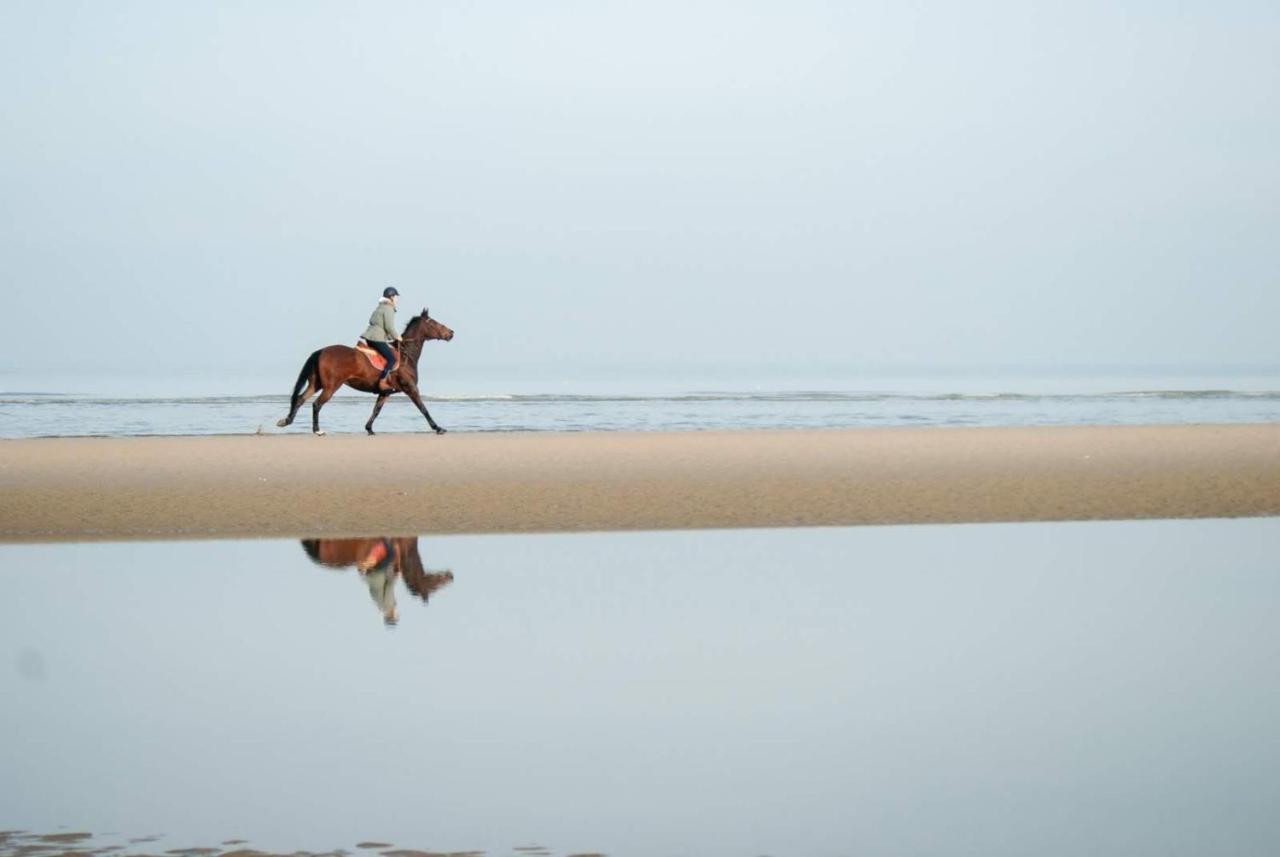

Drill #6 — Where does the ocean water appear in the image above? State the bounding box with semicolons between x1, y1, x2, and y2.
1;367;1277;437
3;519;1279;857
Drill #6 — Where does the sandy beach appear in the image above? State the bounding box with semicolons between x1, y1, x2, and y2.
0;424;1276;541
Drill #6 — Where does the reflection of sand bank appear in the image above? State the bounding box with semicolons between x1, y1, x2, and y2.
1;425;1278;541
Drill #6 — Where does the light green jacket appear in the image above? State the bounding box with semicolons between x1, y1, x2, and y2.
361;299;398;342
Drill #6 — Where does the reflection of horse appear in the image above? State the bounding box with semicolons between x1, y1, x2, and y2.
301;537;454;621
277;309;455;436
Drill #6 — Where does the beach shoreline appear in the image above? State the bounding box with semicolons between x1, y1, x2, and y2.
1;424;1277;542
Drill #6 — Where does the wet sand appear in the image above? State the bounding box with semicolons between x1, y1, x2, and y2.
0;424;1277;541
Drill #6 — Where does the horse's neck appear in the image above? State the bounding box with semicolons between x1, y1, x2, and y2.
401;338;423;367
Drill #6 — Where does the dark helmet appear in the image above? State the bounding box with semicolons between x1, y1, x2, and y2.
383;286;400;298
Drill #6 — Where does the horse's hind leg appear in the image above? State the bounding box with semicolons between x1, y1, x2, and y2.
277;379;318;427
365;394;390;436
312;387;337;436
278;350;322;428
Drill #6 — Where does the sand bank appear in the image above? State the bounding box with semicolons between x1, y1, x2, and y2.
0;425;1277;541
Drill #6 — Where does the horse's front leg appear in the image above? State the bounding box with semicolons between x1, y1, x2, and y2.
365;394;390;436
402;383;446;434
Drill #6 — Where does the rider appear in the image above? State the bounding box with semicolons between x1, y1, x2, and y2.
362;287;402;392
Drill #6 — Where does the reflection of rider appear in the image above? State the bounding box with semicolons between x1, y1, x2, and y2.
361;286;402;393
357;538;398;626
299;536;454;626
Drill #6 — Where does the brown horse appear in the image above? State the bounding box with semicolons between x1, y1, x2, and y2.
277;308;455;436
300;536;455;604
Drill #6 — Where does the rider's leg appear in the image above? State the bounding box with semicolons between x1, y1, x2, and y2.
372;340;396;388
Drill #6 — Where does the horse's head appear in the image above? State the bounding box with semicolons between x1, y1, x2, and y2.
394;537;455;603
407;307;454;342
404;569;454;603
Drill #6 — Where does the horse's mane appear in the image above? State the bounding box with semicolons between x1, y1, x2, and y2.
399;314;427;362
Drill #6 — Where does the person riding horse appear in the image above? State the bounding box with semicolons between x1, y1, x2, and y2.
278;296;453;435
361;286;402;392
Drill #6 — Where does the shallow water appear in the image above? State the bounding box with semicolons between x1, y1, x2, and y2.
2;520;1279;856
1;369;1278;437
3;388;1280;438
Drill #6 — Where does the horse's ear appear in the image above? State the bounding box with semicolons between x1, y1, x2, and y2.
422;307;429;317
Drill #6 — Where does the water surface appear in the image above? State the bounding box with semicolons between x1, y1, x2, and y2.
2;368;1277;437
2;520;1278;856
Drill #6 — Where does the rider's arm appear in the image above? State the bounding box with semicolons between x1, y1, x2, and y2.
382;306;399;343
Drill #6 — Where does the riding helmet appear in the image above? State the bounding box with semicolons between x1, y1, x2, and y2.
383;286;400;298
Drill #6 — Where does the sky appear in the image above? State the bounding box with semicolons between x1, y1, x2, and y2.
1;1;1277;388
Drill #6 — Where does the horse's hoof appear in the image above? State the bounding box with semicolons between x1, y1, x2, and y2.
434;427;447;435
314;430;327;437
276;418;289;427
366;428;376;436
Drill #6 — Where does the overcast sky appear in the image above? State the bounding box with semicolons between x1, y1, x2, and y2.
1;1;1276;384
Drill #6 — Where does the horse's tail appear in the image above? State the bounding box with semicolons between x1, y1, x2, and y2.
300;539;321;563
290;349;320;410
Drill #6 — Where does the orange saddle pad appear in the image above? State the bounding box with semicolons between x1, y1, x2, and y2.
355;341;398;373
361;540;390;568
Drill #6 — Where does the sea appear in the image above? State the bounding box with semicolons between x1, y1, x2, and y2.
1;365;1277;437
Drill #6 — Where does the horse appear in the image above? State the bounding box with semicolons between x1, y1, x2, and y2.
300;536;455;604
277;308;454;436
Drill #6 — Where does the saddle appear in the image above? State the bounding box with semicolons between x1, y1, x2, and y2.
357;539;391;572
355;339;399;373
